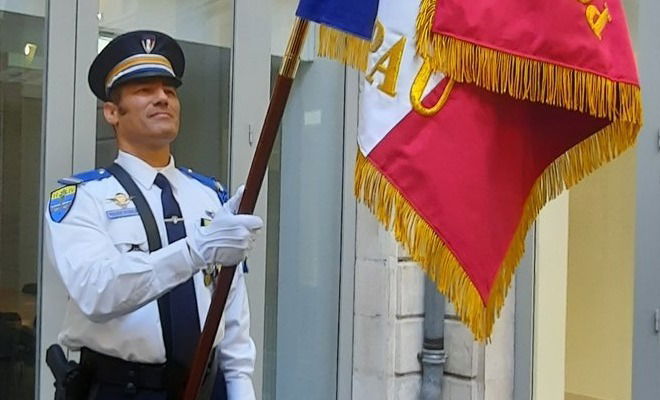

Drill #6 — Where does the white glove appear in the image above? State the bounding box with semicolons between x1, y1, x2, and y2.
187;213;263;268
223;185;244;215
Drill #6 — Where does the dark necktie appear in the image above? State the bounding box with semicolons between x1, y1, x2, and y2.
153;173;201;372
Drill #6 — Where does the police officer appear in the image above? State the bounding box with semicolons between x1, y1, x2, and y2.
45;30;261;400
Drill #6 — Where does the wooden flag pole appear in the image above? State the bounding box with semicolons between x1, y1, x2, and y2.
181;17;310;400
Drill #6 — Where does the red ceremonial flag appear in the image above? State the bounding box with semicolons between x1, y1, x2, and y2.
311;0;641;339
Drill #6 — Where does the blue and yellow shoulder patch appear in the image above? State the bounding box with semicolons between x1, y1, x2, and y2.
49;185;77;223
50;168;112;222
178;167;229;204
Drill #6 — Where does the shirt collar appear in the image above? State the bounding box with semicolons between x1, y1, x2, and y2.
115;150;178;189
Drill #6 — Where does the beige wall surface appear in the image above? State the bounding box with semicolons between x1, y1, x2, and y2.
565;149;636;400
533;192;570;400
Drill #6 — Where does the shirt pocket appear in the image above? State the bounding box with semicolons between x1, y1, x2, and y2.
105;216;149;253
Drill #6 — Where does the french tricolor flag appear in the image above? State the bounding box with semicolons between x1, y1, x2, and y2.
297;0;641;340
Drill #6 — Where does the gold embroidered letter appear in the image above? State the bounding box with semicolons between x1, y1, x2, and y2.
365;36;407;97
586;3;612;39
410;58;454;117
370;21;385;52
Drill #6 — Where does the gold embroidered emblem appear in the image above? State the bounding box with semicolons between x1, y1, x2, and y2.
585;3;612;40
577;0;613;40
107;193;133;208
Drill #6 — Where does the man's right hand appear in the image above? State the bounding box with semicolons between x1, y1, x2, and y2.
187;213;263;268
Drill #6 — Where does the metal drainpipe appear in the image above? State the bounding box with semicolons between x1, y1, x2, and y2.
419;277;448;399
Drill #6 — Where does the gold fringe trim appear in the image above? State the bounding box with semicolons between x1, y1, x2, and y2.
354;119;640;341
318;25;372;72
415;0;642;124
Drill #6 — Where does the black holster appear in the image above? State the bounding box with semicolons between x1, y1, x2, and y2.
46;344;91;400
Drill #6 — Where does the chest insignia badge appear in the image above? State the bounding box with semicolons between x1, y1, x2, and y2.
203;264;220;287
107;193;133;208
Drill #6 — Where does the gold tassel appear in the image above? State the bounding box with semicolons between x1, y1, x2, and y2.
415;0;643;124
318;26;372;72
354;119;640;341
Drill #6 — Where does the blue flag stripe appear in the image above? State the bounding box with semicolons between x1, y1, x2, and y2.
296;0;379;40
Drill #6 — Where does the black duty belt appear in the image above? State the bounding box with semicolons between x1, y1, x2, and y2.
80;348;218;395
80;348;167;393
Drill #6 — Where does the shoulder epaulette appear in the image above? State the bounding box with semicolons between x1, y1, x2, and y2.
57;168;112;186
178;167;229;204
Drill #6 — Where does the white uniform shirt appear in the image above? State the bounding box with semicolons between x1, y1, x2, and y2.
45;151;256;400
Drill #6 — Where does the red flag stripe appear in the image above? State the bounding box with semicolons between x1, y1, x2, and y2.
355;78;637;340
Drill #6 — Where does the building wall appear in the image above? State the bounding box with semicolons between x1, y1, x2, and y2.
353;202;516;400
352;204;407;399
484;287;515;400
533;193;570;400
565;150;636;400
562;2;639;399
632;0;660;396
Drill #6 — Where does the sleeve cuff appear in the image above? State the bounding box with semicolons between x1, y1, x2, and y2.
226;378;256;400
150;239;197;280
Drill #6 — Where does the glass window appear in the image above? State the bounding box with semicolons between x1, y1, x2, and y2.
264;2;347;398
94;0;233;184
0;2;46;399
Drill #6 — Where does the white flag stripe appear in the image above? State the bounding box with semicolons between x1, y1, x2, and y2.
358;0;443;156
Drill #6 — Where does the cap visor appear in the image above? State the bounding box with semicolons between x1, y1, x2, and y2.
107;71;181;97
